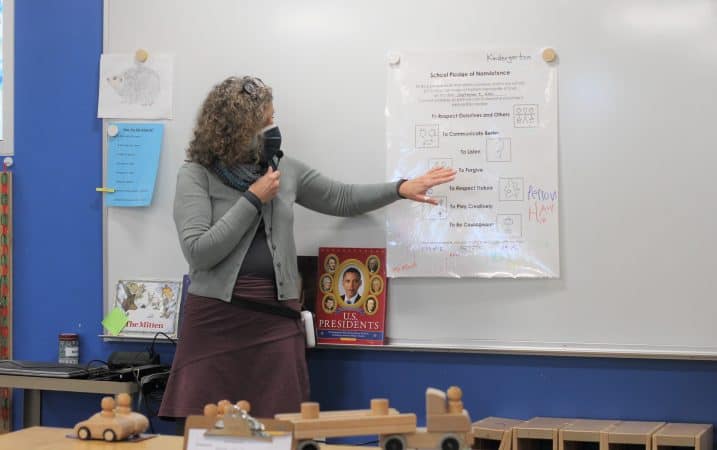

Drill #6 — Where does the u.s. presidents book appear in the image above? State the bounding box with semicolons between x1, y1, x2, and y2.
315;247;387;345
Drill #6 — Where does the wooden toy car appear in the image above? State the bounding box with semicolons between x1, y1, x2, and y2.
115;392;149;434
73;394;149;441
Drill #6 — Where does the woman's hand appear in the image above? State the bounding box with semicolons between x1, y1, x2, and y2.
249;167;281;203
399;166;457;205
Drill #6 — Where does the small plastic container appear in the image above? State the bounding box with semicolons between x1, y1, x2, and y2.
58;333;79;365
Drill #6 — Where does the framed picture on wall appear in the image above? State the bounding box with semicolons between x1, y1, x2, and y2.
106;279;184;339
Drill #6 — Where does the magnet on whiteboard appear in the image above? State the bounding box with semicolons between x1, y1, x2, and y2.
135;48;149;63
387;52;401;66
542;48;557;62
2;157;12;167
107;124;119;137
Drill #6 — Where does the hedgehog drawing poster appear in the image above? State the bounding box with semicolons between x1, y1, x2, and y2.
98;53;174;119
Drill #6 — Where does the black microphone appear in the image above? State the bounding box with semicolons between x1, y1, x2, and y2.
260;125;283;171
271;150;284;170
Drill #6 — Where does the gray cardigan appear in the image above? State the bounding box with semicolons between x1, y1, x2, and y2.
174;157;402;302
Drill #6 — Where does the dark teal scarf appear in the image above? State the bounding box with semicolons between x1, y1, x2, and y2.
211;159;263;192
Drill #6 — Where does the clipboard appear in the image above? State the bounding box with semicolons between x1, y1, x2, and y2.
183;414;294;450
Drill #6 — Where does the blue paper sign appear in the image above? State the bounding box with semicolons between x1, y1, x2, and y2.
106;123;164;207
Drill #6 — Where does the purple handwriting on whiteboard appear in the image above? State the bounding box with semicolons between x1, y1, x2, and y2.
527;185;558;224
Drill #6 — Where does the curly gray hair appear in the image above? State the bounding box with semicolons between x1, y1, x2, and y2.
187;76;273;166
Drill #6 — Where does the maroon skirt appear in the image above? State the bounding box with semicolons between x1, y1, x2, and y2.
158;275;309;419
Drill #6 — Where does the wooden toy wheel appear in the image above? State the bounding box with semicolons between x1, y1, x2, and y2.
441;435;461;450
103;429;117;442
381;435;406;450
297;440;320;450
77;427;91;440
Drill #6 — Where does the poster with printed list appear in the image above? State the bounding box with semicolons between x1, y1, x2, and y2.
386;48;559;278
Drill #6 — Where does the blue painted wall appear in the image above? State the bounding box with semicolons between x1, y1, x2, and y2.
12;0;717;440
14;0;177;433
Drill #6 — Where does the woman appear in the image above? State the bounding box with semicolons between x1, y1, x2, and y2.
370;276;383;294
320;275;333;293
159;76;455;422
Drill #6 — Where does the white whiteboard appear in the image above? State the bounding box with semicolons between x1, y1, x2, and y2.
103;0;717;358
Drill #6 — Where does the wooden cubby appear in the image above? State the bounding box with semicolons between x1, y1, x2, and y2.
473;417;525;450
513;417;575;450
558;419;618;450
652;423;712;450
602;421;666;450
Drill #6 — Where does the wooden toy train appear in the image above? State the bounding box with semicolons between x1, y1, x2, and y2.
203;386;473;450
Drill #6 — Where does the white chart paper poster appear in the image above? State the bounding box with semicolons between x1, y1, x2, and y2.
98;53;174;119
386;48;559;278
